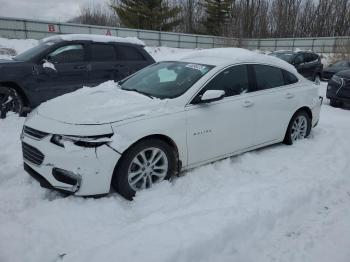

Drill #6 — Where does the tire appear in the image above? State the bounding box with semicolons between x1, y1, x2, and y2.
112;138;178;200
283;110;311;145
0;86;24;119
329;99;342;108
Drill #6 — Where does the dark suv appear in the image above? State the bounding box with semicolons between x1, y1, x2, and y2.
326;70;350;107
269;51;323;82
0;34;155;118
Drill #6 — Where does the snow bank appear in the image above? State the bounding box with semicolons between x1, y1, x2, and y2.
145;46;196;61
37;81;165;125
1;83;350;262
41;34;145;46
0;37;37;59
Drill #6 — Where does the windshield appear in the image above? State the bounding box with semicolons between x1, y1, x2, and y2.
14;42;53;61
332;61;349;68
121;61;214;99
270;52;294;63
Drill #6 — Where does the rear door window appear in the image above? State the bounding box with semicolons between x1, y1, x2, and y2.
253;65;285;90
283;70;298;85
90;44;117;61
294;54;304;64
115;45;145;61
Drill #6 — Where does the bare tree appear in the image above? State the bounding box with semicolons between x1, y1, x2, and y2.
68;0;350;39
173;0;205;33
270;0;302;37
69;2;119;27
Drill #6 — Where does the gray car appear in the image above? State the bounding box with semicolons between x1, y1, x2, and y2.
322;60;350;81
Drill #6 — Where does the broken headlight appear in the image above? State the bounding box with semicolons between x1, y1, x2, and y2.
51;134;113;148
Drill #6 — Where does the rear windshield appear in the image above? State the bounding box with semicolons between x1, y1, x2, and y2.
270;52;294;63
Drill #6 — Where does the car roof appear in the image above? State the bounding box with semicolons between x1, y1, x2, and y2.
175;48;297;72
272;50;318;55
272;50;294;54
40;34;145;46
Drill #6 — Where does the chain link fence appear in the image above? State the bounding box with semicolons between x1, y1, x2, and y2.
1;16;350;53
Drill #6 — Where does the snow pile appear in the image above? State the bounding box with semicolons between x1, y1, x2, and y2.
145;46;196;61
41;34;145;46
0;37;37;59
37;81;165;125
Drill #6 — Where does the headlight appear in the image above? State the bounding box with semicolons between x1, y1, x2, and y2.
331;75;344;86
51;134;113;148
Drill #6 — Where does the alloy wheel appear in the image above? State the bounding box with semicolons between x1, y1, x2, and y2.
291;115;308;141
127;147;168;191
0;90;21;118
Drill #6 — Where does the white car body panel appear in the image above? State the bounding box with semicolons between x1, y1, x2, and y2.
185;94;255;165
21;48;322;196
21;133;120;195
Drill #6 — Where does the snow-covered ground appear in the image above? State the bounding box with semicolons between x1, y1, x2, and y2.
1;38;350;262
0;38;37;59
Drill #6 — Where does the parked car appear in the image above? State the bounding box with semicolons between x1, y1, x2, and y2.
269;50;323;83
326;69;350;107
21;48;322;200
0;34;155;118
322;60;350;81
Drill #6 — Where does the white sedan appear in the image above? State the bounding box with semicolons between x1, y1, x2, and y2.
21;48;322;200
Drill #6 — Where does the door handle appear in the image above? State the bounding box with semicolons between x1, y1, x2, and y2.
285;93;295;99
242;100;254;108
74;65;87;70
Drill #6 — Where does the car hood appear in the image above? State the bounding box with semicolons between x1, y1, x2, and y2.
37;81;168;125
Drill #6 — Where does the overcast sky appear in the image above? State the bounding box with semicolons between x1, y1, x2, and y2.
0;0;106;21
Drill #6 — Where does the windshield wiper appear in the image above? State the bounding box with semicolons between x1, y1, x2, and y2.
122;88;154;99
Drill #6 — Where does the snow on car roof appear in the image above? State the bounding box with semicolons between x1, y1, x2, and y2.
177;48;297;72
40;34;145;46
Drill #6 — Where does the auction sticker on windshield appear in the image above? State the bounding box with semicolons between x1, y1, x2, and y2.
185;64;208;71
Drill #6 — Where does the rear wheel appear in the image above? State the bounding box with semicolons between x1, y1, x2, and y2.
0;86;23;119
112;138;177;200
284;110;311;145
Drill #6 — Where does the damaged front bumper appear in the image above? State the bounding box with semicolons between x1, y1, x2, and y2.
21;127;121;196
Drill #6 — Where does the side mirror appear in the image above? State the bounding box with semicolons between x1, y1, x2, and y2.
42;59;57;74
200;90;225;103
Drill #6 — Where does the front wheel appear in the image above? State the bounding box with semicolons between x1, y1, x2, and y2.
0;86;23;119
284;111;311;145
112;138;178;200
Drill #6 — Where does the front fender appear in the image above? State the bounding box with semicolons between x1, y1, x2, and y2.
109;112;187;166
